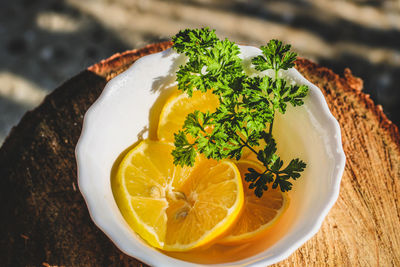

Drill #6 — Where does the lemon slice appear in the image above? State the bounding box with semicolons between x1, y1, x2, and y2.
112;140;244;251
157;89;259;159
157;89;219;142
219;160;288;245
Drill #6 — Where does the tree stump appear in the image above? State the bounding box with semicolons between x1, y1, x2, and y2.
0;42;399;266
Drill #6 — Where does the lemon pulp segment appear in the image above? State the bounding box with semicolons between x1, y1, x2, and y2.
113;140;244;251
157;90;219;142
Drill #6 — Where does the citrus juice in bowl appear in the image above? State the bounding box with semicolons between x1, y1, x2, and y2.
76;29;345;266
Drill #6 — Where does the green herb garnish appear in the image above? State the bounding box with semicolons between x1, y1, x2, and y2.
171;28;308;197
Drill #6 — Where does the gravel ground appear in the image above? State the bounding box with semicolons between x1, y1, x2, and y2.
1;0;399;144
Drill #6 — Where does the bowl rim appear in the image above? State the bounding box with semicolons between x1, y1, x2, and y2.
75;46;346;266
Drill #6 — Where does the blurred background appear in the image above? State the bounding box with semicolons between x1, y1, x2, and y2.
1;0;399;145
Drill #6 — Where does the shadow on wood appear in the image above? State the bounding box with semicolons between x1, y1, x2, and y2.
0;42;399;266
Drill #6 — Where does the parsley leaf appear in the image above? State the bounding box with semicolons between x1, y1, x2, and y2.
252;39;297;73
171;131;196;167
272;158;307;192
171;29;308;197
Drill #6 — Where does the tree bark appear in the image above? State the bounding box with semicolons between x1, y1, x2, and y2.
0;41;399;266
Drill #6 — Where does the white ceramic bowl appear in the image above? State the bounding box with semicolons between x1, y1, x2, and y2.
76;46;345;266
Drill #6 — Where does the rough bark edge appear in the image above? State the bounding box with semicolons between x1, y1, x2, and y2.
84;42;399;150
88;41;173;80
295;57;400;149
0;40;398;267
1;42;174;158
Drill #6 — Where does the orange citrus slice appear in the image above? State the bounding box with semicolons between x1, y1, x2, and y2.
218;160;288;245
112;140;244;251
157;89;219;142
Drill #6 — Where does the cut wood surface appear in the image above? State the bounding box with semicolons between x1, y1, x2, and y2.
0;42;399;267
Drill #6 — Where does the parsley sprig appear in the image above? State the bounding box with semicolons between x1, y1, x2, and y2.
171;28;308;197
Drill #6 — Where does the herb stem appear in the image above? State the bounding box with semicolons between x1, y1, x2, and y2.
239;137;258;155
171;29;308;195
268;117;274;135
